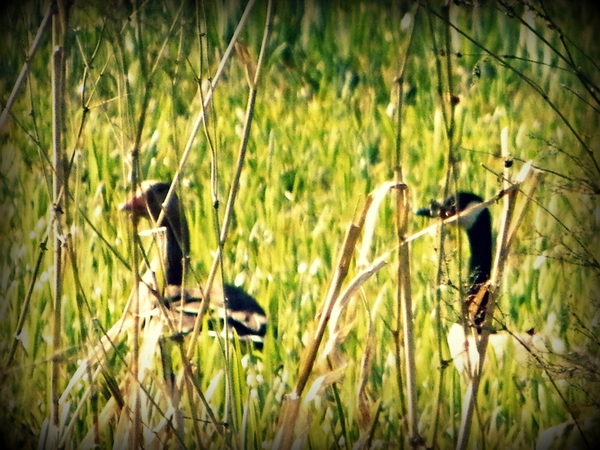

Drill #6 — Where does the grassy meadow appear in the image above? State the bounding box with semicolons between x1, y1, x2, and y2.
1;0;599;448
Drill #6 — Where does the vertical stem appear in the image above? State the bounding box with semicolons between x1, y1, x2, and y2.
391;6;419;444
392;150;407;447
129;1;151;445
443;3;455;144
393;330;406;448
427;2;461;446
51;1;66;442
394;86;419;446
456;129;514;450
209;29;268;277
130;177;141;450
396;184;418;445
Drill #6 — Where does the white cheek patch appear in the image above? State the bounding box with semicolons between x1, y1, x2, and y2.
457;200;486;230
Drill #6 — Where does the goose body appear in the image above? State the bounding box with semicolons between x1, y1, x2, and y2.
120;180;267;343
417;192;493;332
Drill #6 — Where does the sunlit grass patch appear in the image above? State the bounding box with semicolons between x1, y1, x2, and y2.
0;0;599;448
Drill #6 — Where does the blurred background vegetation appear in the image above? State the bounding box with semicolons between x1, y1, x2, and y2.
0;0;599;448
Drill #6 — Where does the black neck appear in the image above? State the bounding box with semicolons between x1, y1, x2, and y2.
163;209;190;286
465;208;492;287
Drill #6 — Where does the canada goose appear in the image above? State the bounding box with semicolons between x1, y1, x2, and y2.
119;180;267;344
416;192;493;332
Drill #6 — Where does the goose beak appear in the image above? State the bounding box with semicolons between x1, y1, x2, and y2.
119;194;146;214
415;206;434;217
415;199;444;218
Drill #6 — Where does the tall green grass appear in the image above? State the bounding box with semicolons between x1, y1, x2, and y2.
1;0;599;448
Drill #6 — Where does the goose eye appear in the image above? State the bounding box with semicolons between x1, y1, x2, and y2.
428;200;443;217
441;205;455;218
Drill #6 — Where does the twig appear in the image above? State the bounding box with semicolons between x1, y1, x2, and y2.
4;236;48;369
0;2;53;132
391;4;421;446
48;3;68;446
504;327;591;450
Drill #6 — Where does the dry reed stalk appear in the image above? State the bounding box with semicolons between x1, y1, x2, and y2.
390;9;419;446
396;185;422;447
42;3;69;447
354;289;385;449
274;204;366;450
128;7;147;444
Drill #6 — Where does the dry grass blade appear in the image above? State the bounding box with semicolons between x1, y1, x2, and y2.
327;180;404;347
355;400;382;450
356;293;383;434
235;42;256;89
296;181;404;398
323;255;388;359
506;170;543;250
358;181;405;269
304;364;347;405
293;220;362;399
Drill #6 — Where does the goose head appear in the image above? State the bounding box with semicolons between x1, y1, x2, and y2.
119;181;190;285
417;191;492;286
417;191;493;331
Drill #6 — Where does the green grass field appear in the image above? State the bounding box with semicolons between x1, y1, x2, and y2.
1;0;599;448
